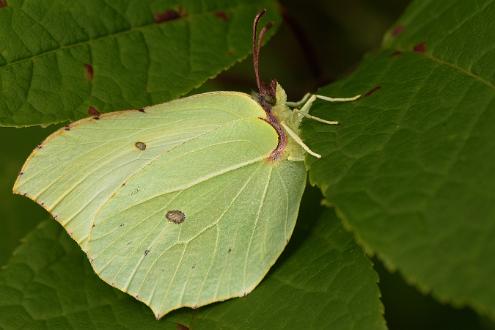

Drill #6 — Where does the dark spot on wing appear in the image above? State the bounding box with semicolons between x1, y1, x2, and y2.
154;8;186;23
166;210;185;224
365;85;381;97
144;249;150;256
119;223;124;227
214;11;229;21
85;64;94;80
191;265;195;269
138;108;146;113
391;25;404;37
135;141;146;150
18;171;24;176
228;248;232;253
88;106;100;119
0;0;7;9
64;125;71;131
413;42;427;53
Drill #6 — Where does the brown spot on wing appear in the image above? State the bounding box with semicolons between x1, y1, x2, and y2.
135;141;146;150
166;210;185;224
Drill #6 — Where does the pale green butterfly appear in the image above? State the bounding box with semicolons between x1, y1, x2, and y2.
13;10;360;319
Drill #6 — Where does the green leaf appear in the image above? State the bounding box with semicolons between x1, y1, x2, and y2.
175;208;386;330
0;210;385;330
0;220;177;329
303;0;495;318
0;127;52;265
0;0;279;127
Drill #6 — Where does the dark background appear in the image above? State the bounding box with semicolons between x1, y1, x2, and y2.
1;0;493;329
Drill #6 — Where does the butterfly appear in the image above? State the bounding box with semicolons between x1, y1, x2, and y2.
13;10;359;319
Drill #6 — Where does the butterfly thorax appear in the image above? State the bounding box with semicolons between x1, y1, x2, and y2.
268;83;305;161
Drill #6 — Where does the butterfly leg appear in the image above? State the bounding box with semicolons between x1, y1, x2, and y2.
298;94;361;114
286;93;311;108
291;93;361;125
281;122;322;158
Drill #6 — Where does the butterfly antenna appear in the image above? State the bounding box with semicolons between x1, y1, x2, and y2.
252;10;273;98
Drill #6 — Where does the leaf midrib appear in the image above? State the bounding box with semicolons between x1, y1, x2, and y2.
390;47;495;93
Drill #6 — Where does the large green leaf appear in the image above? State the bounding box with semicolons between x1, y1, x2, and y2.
0;0;279;127
303;0;495;318
174;208;386;330
0;210;385;329
0;220;177;329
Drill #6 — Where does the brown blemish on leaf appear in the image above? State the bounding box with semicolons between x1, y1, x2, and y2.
88;106;100;119
390;50;402;57
365;85;381;97
0;0;7;9
214;11;229;21
391;25;405;37
413;42;427;53
176;324;189;330
166;210;185;224
85;64;94;80
135;141;146;150
154;7;186;23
